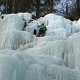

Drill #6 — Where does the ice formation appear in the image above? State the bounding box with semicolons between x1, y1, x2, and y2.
0;14;33;49
17;12;32;25
0;13;80;80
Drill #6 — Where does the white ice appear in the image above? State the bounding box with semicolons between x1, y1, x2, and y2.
0;14;33;49
0;13;80;80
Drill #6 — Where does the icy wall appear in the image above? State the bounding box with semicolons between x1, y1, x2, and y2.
0;14;33;49
17;12;32;25
0;50;80;80
0;13;80;80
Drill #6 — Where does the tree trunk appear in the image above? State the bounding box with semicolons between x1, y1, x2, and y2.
76;0;80;16
6;0;7;14
18;1;23;12
36;0;40;18
12;0;15;13
50;0;53;13
66;3;68;18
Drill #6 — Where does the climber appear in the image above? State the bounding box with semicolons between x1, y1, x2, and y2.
22;21;27;31
37;22;47;37
24;21;26;28
33;29;36;35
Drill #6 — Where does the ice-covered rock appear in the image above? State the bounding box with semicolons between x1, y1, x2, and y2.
0;29;33;49
0;49;66;80
17;13;32;25
0;14;24;31
0;13;80;80
46;28;71;38
0;14;33;50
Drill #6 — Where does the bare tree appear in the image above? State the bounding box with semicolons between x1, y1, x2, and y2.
50;0;53;13
5;0;7;14
76;0;80;16
36;0;40;18
66;2;68;18
12;0;15;13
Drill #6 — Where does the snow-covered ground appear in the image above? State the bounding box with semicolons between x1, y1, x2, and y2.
0;13;80;80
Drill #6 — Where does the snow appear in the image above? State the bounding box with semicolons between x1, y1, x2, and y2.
0;13;80;80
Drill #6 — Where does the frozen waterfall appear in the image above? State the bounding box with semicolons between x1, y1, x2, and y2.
0;13;80;80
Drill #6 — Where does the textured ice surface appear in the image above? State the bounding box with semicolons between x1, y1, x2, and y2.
0;50;80;80
0;14;33;49
0;13;80;80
